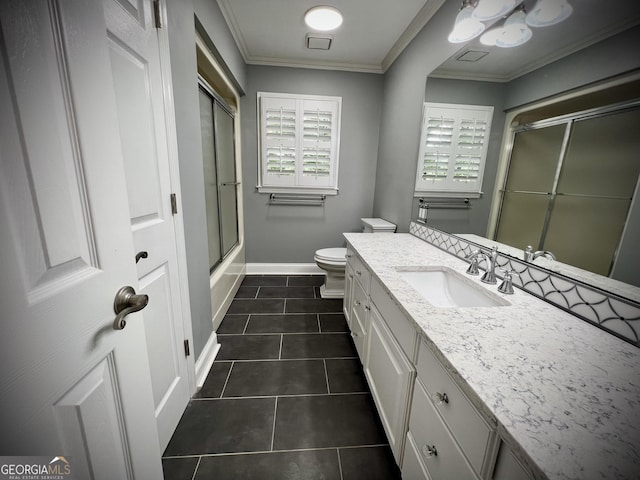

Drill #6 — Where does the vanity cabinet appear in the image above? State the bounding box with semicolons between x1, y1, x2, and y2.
364;303;414;463
345;242;497;478
403;338;497;480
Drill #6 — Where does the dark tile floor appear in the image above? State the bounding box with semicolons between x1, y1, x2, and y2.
162;275;401;480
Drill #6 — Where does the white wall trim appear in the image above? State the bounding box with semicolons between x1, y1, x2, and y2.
195;332;220;389
246;263;324;275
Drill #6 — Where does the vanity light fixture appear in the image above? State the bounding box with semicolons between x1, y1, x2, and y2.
526;0;573;27
472;0;515;22
448;0;486;44
450;0;573;47
495;6;532;48
304;6;343;32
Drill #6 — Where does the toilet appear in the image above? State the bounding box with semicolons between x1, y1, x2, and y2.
314;218;397;298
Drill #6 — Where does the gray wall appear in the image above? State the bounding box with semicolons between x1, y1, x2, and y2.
166;0;245;359
193;0;247;94
505;25;640;110
372;0;462;232
241;65;384;263
421;78;507;235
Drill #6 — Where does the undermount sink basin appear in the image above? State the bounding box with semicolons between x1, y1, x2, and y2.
397;267;510;308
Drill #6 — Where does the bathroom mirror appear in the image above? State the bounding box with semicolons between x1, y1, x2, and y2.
418;0;640;290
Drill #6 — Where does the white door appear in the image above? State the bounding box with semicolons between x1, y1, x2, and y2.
0;1;163;478
104;0;192;451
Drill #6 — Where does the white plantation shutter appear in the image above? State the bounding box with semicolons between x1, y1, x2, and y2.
258;93;341;194
415;103;493;198
261;96;297;187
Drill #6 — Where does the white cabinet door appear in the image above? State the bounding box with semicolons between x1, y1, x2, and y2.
0;0;163;477
493;442;533;480
365;305;415;464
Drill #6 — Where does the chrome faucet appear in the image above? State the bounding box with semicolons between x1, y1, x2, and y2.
466;246;499;284
479;246;499;284
533;250;556;261
524;245;556;262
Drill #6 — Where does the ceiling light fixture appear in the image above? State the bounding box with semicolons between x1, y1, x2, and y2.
448;0;486;44
526;0;573;27
304;6;343;32
449;0;573;48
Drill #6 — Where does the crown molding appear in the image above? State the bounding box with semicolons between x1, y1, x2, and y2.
246;57;384;74
216;0;251;62
382;0;447;72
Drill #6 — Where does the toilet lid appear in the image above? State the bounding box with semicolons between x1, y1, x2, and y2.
315;247;347;262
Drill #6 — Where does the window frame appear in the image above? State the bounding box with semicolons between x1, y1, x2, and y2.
257;91;342;195
414;102;494;198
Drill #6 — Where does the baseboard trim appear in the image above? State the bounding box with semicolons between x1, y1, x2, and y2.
195;332;220;389
245;263;324;275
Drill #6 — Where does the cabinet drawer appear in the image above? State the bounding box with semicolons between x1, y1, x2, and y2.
370;276;416;360
416;340;492;474
408;379;479;480
343;264;354;326
402;431;430;480
346;249;370;292
351;277;369;361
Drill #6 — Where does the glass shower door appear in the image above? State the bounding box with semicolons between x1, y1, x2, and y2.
214;102;239;257
198;82;239;272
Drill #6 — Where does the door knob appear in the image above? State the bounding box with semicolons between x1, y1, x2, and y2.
113;286;148;330
135;251;148;263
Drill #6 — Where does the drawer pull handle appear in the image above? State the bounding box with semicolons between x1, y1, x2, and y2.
351;332;358;338
432;392;449;405
354;300;361;307
356;270;362;276
346;254;353;258
422;444;438;458
364;305;371;311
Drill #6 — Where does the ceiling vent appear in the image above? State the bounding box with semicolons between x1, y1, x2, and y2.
306;34;332;50
455;50;490;62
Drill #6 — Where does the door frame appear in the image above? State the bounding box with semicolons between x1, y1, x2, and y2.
153;0;197;394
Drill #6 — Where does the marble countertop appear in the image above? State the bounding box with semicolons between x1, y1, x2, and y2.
344;232;640;480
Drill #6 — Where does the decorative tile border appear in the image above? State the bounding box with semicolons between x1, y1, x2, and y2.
410;221;640;348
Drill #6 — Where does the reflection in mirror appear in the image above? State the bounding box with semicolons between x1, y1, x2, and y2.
416;2;640;292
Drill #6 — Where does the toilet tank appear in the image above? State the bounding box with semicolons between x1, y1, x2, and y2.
361;218;397;233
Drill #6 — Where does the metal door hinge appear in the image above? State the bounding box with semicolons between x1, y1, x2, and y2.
153;0;162;28
170;193;178;215
183;339;190;357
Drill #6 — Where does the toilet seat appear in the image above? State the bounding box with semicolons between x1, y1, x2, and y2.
314;247;347;265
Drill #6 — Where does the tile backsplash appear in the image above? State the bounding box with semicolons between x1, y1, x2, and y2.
410;221;640;348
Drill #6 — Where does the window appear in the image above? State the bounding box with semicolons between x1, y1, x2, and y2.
414;102;493;198
257;92;341;195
